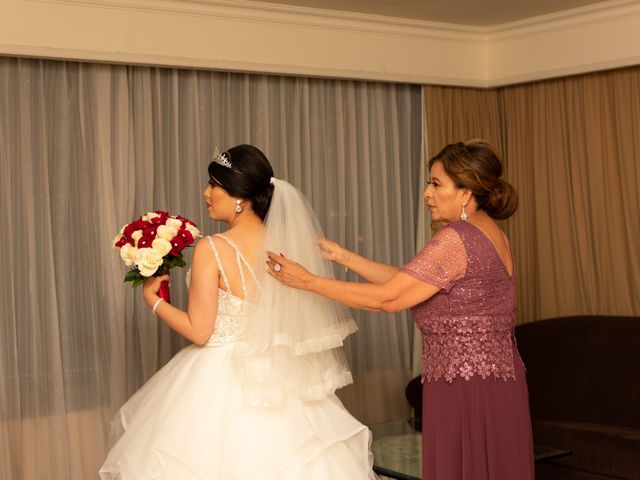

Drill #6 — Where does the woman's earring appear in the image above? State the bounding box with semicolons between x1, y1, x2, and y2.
460;204;468;221
235;199;243;213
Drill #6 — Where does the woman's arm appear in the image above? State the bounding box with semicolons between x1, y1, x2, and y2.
318;238;398;284
266;251;439;312
143;237;218;346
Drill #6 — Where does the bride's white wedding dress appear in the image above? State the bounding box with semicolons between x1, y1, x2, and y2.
99;234;376;479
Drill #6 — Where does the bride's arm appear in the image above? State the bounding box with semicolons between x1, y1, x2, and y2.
143;238;218;346
266;251;438;312
318;238;398;284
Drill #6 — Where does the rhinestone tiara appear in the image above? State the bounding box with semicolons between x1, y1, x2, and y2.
213;147;232;169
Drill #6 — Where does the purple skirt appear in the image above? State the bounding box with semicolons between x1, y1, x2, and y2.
422;354;534;480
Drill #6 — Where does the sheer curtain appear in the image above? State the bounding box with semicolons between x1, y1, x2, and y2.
0;57;421;479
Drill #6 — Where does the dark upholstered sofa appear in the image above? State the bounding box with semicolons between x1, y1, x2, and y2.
515;315;640;480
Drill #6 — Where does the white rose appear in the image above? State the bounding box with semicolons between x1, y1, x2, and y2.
152;238;172;256
142;212;160;222
166;218;183;229
131;229;143;242
157;225;178;241
119;243;138;266
135;248;164;277
186;224;200;238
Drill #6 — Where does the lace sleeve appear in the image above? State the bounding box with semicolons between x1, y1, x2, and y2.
400;225;467;292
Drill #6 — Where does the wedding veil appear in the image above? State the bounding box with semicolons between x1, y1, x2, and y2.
234;178;358;407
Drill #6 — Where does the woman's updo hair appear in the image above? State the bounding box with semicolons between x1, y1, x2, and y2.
208;144;275;221
428;139;518;220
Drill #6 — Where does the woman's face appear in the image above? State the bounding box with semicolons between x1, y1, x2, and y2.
203;178;235;221
423;161;466;224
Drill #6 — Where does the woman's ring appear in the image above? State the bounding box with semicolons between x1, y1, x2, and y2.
274;263;282;272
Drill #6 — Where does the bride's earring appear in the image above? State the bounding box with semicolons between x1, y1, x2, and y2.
460;203;468;221
235;199;243;213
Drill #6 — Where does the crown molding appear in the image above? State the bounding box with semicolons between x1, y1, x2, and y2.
35;0;639;42
4;0;640;87
26;0;486;43
486;0;640;86
487;53;640;87
488;0;640;39
0;43;490;87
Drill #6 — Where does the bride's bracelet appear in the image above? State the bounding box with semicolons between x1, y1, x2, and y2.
152;297;164;315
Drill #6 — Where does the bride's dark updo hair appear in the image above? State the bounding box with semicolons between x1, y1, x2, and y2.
429;139;518;220
208;144;275;221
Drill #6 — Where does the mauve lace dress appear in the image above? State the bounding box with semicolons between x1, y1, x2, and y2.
400;221;534;480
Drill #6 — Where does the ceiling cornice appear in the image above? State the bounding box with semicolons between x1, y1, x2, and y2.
27;0;487;41
3;0;640;86
487;0;640;38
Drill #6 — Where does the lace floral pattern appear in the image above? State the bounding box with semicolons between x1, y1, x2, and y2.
421;317;515;383
402;221;518;383
205;290;253;346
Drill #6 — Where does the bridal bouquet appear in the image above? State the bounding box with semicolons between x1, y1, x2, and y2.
112;210;200;301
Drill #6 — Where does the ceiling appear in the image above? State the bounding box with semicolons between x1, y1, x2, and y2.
247;0;610;26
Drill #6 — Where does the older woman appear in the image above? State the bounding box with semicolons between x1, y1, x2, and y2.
267;140;534;480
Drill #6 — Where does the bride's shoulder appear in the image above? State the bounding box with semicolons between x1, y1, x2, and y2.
192;235;221;264
204;233;246;264
194;234;215;250
218;229;262;253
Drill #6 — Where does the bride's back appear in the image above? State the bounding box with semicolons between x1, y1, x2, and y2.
210;230;263;300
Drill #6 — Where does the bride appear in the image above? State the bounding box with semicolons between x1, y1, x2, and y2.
99;144;376;479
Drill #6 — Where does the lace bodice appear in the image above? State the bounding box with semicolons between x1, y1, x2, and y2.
186;234;258;347
401;221;518;383
206;289;253;346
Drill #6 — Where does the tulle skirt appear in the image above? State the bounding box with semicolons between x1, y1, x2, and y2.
99;344;375;479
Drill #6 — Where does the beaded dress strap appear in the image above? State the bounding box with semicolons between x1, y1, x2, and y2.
214;234;260;291
206;236;232;293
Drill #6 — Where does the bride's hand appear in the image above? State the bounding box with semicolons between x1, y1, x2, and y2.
143;273;169;305
317;238;348;266
265;251;314;290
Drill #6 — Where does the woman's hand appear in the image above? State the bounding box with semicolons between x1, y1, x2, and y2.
266;251;315;290
317;238;349;266
143;273;170;307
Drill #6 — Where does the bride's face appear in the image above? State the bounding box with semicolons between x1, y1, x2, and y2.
203;179;235;222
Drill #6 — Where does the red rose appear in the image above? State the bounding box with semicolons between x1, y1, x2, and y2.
123;224;135;237
170;237;186;256
155;210;170;218
115;235;132;248
143;225;158;239
123;224;136;237
124;219;149;236
176;228;194;246
150;216;166;226
137;236;153;249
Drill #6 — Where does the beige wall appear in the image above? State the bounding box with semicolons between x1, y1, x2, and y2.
488;0;640;86
0;0;486;85
2;0;640;86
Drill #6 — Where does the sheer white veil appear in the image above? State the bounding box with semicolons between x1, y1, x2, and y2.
234;178;358;407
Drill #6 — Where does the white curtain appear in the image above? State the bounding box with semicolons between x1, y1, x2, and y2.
0;57;422;479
